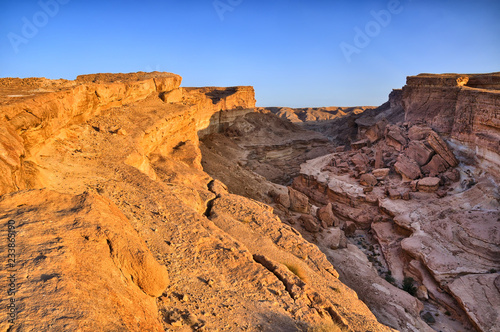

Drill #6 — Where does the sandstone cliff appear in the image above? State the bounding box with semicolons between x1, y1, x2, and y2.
402;73;500;167
0;73;393;332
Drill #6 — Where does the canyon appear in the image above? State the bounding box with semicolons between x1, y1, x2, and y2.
0;71;498;332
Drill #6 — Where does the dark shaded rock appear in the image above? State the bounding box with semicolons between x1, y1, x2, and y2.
422;154;450;177
405;141;434;166
360;173;378;187
300;214;320;233
394;155;422;181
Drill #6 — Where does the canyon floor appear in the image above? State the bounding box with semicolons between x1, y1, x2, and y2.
0;72;499;332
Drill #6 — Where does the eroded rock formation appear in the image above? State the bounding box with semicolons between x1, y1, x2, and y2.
202;73;500;332
2;71;498;332
403;73;500;167
0;73;394;332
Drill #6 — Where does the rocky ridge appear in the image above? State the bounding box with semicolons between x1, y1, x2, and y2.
1;72;393;331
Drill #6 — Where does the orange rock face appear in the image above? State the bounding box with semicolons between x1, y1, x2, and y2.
0;189;168;331
0;73;394;332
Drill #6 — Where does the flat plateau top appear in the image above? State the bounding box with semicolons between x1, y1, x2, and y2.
0;72;179;106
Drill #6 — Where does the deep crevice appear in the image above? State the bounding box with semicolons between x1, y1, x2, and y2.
106;239;113;254
204;180;218;218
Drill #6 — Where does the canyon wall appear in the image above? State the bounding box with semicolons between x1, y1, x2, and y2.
402;73;500;165
200;72;500;332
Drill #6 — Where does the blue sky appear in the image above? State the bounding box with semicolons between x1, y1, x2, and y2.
1;0;499;107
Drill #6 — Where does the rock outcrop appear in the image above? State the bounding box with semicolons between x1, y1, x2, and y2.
261;106;375;123
0;189;169;331
402;72;500;167
448;273;500;332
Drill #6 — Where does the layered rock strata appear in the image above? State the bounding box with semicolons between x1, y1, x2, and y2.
402;73;500;167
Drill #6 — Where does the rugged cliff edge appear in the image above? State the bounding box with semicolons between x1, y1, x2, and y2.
402;72;500;168
0;73;392;331
2;71;498;332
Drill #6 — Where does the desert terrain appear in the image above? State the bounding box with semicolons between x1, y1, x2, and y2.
1;71;499;332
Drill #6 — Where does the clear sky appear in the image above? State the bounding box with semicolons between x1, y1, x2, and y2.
1;0;499;107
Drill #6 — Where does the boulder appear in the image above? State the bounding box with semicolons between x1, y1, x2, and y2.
351;153;369;169
436;189;447;198
408;125;433;141
416;285;429;301
359;173;378;187
324;228;348;249
405;141;434;166
386;125;407;151
365;192;379;204
317;203;338;227
387;188;401;200
421;312;435;324
444;168;461;182
271;191;291;209
422;154;449;176
417;177;441;193
277;193;291;208
343;221;357;236
427;132;458;167
401;188;411;200
351;139;369;150
394;154;422;181
288;187;310;213
299;214;320;233
372;168;390;180
363;186;374;194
